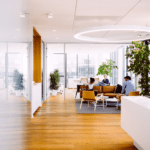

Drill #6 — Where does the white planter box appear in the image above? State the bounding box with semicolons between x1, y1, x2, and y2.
16;90;22;96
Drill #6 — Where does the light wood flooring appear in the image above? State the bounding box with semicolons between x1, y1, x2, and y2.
0;89;137;150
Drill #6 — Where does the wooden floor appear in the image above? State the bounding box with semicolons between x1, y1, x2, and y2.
0;89;137;150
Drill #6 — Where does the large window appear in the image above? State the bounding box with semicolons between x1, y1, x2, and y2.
110;50;118;85
110;45;136;88
66;54;96;86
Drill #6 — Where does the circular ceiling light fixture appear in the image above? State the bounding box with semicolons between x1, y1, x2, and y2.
74;25;150;43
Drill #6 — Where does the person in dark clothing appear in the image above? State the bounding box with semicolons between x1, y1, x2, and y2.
102;74;110;85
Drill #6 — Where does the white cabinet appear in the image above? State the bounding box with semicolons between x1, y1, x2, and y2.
121;96;150;150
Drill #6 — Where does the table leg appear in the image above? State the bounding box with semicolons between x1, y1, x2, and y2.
117;100;118;109
75;91;77;98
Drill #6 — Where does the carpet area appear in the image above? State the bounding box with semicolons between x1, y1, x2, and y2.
75;100;121;114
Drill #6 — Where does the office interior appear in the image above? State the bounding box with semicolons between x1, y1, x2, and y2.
0;0;150;149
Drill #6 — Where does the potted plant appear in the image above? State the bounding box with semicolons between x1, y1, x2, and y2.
50;69;60;96
13;70;24;96
125;41;150;96
96;59;118;77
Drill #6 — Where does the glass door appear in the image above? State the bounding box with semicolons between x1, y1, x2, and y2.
46;44;64;100
8;43;28;100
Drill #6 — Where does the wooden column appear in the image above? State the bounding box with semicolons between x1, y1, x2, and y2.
33;27;41;83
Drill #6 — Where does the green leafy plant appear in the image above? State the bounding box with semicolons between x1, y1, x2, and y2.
96;59;118;77
125;41;150;96
50;69;60;90
13;70;24;90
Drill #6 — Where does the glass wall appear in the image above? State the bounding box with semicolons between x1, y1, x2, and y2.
47;43;139;100
66;54;96;82
65;44;110;100
110;45;136;88
0;43;7;102
46;44;64;99
0;43;28;102
47;44;111;100
110;50;118;85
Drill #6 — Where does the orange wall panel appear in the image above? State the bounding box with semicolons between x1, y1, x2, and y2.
33;36;41;83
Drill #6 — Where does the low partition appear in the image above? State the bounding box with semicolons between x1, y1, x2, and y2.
121;96;150;150
31;83;42;117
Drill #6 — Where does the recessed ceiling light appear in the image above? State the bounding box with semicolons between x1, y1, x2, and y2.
20;12;26;17
55;37;58;39
16;29;20;31
53;30;56;31
14;37;17;38
48;13;53;18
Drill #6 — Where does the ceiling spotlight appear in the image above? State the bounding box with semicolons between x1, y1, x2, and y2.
55;37;58;39
20;12;26;17
16;29;20;31
48;13;53;18
53;30;56;31
14;37;17;38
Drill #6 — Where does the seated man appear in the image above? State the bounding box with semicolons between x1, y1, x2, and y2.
121;76;135;96
102;74;110;85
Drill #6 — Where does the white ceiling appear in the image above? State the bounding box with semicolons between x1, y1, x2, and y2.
0;0;150;44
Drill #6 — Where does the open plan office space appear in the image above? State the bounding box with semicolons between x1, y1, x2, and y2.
0;0;150;150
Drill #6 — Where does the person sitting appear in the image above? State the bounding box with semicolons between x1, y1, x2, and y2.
87;78;95;90
96;81;106;86
102;74;110;85
121;76;135;96
96;74;108;86
80;78;95;98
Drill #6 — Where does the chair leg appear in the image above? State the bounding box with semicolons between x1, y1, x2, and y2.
80;100;83;109
94;101;96;111
88;101;89;107
116;100;118;109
